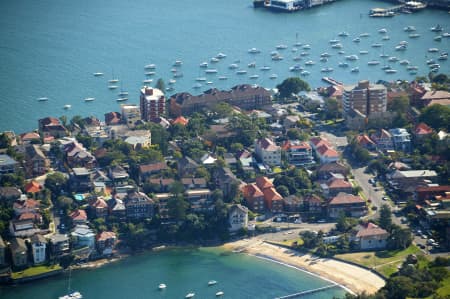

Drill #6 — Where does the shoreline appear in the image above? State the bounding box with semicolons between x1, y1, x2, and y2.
221;238;386;295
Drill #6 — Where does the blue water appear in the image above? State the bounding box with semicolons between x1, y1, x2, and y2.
0;0;449;133
0;248;347;299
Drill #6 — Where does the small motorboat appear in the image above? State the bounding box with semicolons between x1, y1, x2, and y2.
108;85;118;89
37;97;48;101
216;52;227;59
144;64;156;69
199;62;208;68
93;72;104;76
158;284;166;290
260;66;271;71
185;293;195;298
404;25;416;32
228;64;239;69
236;70;247;75
276;44;288;50
63;104;71;109
352;38;361;43
248;48;261;54
208;280;218;286
116;98;128;102
428;48;439;53
218;76;228;80
173;60;183;66
338;31;349;37
367;60;380;65
249;74;259;79
216;291;224;297
205;69;218;74
84;97;95;102
142;79;153;84
430;24;443;32
269;74;278;79
351;67;359;73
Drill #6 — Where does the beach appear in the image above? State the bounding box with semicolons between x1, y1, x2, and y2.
222;238;386;295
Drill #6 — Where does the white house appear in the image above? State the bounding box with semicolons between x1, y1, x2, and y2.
228;204;249;232
31;234;47;264
255;138;281;166
71;224;96;249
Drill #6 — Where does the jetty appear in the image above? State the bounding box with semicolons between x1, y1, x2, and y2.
274;284;339;298
322;77;343;86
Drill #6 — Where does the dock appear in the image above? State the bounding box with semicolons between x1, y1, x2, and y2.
274;284;339;299
322;76;343;86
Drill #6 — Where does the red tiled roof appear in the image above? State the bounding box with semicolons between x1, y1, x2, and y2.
282;140;311;151
19;212;41;221
415;123;433;135
329;194;364;205
263;187;283;202
39;117;60;126
24;181;42;193
304;194;323;204
257;138;279;151
356;222;389;238
20;132;40;141
139;162;167;173
256;177;273;190
328;178;352;189
96;231;116;241
242;183;264;200
104;112;121;125
92;198;108;209
172;116;189;126
356;135;375;146
14;198;40;210
70;209;87;221
316;144;339;157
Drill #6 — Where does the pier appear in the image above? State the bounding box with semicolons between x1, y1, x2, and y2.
322;76;343;86
274;284;340;299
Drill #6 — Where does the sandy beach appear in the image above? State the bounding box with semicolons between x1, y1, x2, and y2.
222;238;386;295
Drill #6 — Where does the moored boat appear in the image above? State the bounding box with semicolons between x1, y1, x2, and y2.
208;280;218;286
185;293;195;298
216;291;224;297
84;97;95;102
158;283;166;290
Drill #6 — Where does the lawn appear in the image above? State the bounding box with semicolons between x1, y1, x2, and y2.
335;245;421;277
12;264;62;280
435;276;450;298
278;238;304;248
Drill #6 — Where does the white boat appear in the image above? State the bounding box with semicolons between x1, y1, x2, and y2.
249;74;259;79
168;79;176;85
388;56;399;62
248;62;256;68
208;280;218;286
260;66;271;71
438;54;448;61
429;63;440;69
320;67;333;73
173;60;183;66
371;43;382;48
352;38;361;43
228;63;239;69
338;31;349;37
272;55;283;61
399;60;410;65
385;69;397;74
291;47;298;52
292;56;301;61
395;45;407;51
351;67;359;73
195;77;207;82
382;35;390;40
199;62;208;68
338;62;349;68
210;57;220;63
63;104;71;110
93;72;104;76
270;51;279;56
380;53;389;58
300;51;309;56
185;293;195;298
144;64;156;69
269;74;278;79
378;28;388;34
145;71;156;76
84;97;95;102
59;291;83;299
142;79;153;84
118;91;129;96
359;50;369;55
430;24;443;32
216;291;224;297
428;48;439;53
116;98;128;102
404;26;416;32
216;52;227;59
399;41;408;46
331;43;343;49
345;55;358;61
407;66;418;71
426;59;436;65
381;65;392;70
338;50;345;55
359;32;370;37
442;32;450;38
38;97;48;101
304;60;315;66
409;33;420;38
367;60;380;65
218;76;228;80
109;70;119;83
329;39;340;44
276;44;288;50
302;44;311;49
170;68;178;73
320;52;331;57
248;48;261;54
300;70;310;76
434;35;442;41
206;81;213;85
319;57;328;62
205;69;218;74
158;284;166;290
236;70;247;75
289;65;303;72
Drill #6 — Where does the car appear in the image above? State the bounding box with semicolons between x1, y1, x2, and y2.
317;219;326;223
382;196;389;201
421;234;428;239
416;229;422;235
418;244;426;249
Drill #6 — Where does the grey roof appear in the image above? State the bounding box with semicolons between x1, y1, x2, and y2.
10;237;27;252
50;234;69;243
73;167;90;176
31;234;46;244
0;154;18;167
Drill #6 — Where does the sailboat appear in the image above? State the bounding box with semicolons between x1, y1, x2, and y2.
59;267;82;299
108;69;119;84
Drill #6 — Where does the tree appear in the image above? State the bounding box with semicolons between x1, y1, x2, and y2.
378;204;392;231
276;185;290;197
56;196;73;210
167;196;189;222
230;142;244;153
324;98;341;120
45;172;68;197
419;104;450;131
388;96;410;114
155;78;165;92
212;102;233;118
388;225;412;250
276;77;311;99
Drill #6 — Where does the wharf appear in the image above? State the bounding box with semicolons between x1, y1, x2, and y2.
274;284;340;298
322;77;343;86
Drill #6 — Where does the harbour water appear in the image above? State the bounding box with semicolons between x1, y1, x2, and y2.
0;0;449;133
0;248;347;299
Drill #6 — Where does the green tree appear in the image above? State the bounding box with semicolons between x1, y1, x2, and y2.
212;102;233;118
419;104;450;131
230;143;244;153
324;98;341;120
388;225;412;250
45;172;68;197
276;77;311;99
56;196;74;210
167;196;189;222
378;204;392;231
155;78;165;92
388;96;410;114
276;185;290;197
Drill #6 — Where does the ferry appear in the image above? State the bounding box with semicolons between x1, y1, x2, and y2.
248;47;261;54
144;64;156;69
263;0;301;12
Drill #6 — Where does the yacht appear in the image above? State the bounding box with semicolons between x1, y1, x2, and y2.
195;77;207;82
338;31;349;37
320;52;331;57
38;97;48;101
320;67;333;73
304;60;315;65
359;50;369;55
205;69;218;74
404;26;416;32
359;33;370;37
142;79;153;84
385;69;397;74
228;63;239;69
248;48;261;54
367;60;380;65
93;72;104;76
371;43;383;48
388;56;399;62
260;66;271;71
236;70;247;75
352;38;361;43
248;62;256;68
63;104;71;109
145;71;156;76
302;44;311;50
170;68;178;73
84;97;95;102
300;70;310;76
426;59;436;65
208;280;218;286
338;62;349;68
331;43;343;49
399;60;410;65
428;48;439;53
276;44;288;50
185;293;195;298
329;39;340;44
270;51;279;56
430;24;443;32
378;28;388;34
216;291;224;297
409;33;420;38
173;60;183;66
429;63;440;69
381;65;392;70
199;62;208;68
249;74;259;79
382;35;390;40
351;67;359;73
144;64;156;69
218;76;228;80
345;55;359;61
158;284;166;290
216;52;227;59
442;32;450;38
210;57;220;63
269;74;278;79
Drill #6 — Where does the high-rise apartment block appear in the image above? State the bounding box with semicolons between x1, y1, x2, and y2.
343;80;387;116
140;87;166;122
